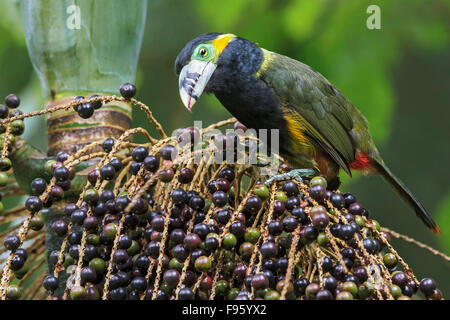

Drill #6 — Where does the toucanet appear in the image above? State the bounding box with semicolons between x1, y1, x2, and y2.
175;33;439;234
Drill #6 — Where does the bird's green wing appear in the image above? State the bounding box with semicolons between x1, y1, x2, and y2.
257;49;357;175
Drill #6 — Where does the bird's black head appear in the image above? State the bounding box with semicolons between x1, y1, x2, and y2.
175;33;263;112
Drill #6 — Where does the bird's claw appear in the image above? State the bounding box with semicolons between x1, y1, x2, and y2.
264;168;318;186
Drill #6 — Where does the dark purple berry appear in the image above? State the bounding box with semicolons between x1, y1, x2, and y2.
316;289;333;300
5;94;20;109
282;216;298;232
25;196;43;212
89;94;102;109
43;276;59;291
212;191;228;207
143;156;159;172
4;235;20;251
178;287;194;300
189;195;205;210
251;273;269;289
71;209;87;225
309;184;326;201
348;202;363;215
285;196;300;211
419;278;437;297
132;146;148;162
218;167;235;182
100;164;115;180
80;266;97;283
0;105;9;118
311;212;329;230
10;255;24;271
260;242;278;258
184;233;201;250
244;195;262;213
109;158;123;171
31;178;47;196
129;161;141;175
293;278;309;296
273;200;285;216
178;168;194;184
160;145;177;161
102;138;114;152
344;193;356;207
77;103;94;119
120;83;136;99
113;249;129;264
52;220;68;236
282;181;299;196
330;193;345;208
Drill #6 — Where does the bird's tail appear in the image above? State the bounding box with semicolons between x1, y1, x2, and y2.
372;158;440;234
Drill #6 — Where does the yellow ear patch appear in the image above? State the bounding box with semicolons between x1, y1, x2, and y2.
256;49;274;77
211;34;235;56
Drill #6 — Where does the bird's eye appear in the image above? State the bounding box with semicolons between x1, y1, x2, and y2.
199;48;208;57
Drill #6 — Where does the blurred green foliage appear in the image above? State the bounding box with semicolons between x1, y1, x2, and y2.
0;0;448;293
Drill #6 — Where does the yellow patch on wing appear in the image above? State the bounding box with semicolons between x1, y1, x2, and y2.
212;34;236;56
282;108;314;153
256;48;274;77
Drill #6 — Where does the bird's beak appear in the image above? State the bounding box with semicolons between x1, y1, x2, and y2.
178;60;216;112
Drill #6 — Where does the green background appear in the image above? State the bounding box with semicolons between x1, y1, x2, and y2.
0;0;449;294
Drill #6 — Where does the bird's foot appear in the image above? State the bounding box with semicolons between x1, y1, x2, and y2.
264;168;318;186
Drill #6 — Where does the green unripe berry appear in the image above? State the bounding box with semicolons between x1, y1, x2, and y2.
355;215;365;228
6;285;21;300
0;158;12;171
127;240;140;256
223;249;233;260
0;133;15;145
194;256;211;272
383;253;398;268
10;120;25;136
206;232;219;239
371;219;381;232
201;140;209;149
0;172;8;186
159;282;173;294
274;191;287;203
83;189;99;205
62;253;75;268
228;287;240;300
310;176;327;188
317;232;329;246
255;288;270;298
89;258;106;274
127;227;142;240
244;227;260;244
70;286;86;300
44;160;56;173
336;291;353;300
357;285;371;299
253;184;269;200
342;281;358;296
391;284;402;299
265;290;280;300
103;223;117;240
169;258;184;272
86;234;100;246
223;233;237;249
215;280;229;295
30;215;44;231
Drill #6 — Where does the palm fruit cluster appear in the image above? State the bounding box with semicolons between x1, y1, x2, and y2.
0;85;443;300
